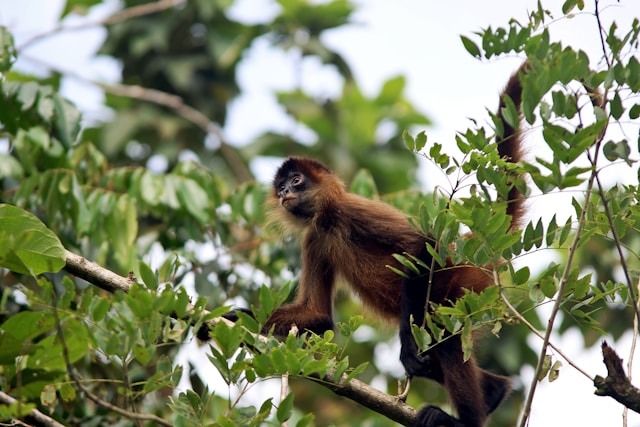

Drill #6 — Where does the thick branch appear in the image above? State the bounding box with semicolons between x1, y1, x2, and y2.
312;371;416;425
0;391;67;427
594;342;640;413
63;250;418;426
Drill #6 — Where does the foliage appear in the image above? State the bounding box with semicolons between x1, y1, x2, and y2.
0;0;639;426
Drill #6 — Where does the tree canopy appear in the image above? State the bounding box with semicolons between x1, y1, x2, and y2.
1;1;640;426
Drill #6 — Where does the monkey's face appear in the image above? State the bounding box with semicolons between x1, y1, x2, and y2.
273;170;315;218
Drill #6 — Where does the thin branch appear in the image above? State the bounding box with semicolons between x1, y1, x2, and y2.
594;0;613;68
587;151;640;320
63;250;418;426
18;0;187;51
0;391;68;427
498;280;593;381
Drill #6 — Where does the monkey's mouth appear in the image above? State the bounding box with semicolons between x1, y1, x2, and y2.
280;196;296;206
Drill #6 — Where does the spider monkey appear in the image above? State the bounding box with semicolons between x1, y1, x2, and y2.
224;63;528;427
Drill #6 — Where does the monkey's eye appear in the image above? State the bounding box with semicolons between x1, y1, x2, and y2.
291;175;303;186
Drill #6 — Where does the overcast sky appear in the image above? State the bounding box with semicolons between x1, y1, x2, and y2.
1;1;640;425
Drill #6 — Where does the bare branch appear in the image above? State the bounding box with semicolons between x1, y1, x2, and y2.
18;0;187;51
311;370;417;426
499;288;593;382
594;342;640;413
0;391;68;427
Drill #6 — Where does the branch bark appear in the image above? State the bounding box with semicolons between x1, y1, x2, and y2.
63;250;418;426
0;391;67;427
594;341;640;414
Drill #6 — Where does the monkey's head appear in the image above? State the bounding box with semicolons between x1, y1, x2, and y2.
272;157;343;219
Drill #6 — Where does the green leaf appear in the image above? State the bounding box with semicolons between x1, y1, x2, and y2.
0;204;66;275
176;177;210;224
410;322;432;353
562;0;584;14
461;319;474;361
378;75;406;104
344;361;368;383
610;91;624;120
276;393;294;423
402;130;415;151
0;26;17;72
603;140;631;164
501;95;520;130
386;265;409;279
139;261;159;290
52;95;81;148
460;35;481;58
40;384;57;409
415;131;427;152
296;413;315;427
513;267;530;286
391;253;420;275
349;169;378;198
133;344;154;366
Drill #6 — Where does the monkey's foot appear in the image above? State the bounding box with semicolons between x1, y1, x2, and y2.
396;376;412;402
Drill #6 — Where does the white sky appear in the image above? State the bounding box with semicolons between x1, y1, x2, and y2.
2;0;640;426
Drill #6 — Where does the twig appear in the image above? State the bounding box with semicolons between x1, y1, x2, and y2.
594;342;640;414
0;391;68;427
63;250;418;426
594;0;613;68
498;279;593;381
18;0;187;51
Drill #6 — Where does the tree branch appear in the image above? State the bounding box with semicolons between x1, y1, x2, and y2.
594;341;640;413
63;250;418;426
0;391;67;427
18;0;187;51
310;371;416;426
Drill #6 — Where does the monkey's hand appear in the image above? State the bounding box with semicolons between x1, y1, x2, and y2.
195;308;255;341
221;307;255;323
264;304;334;337
400;346;434;379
